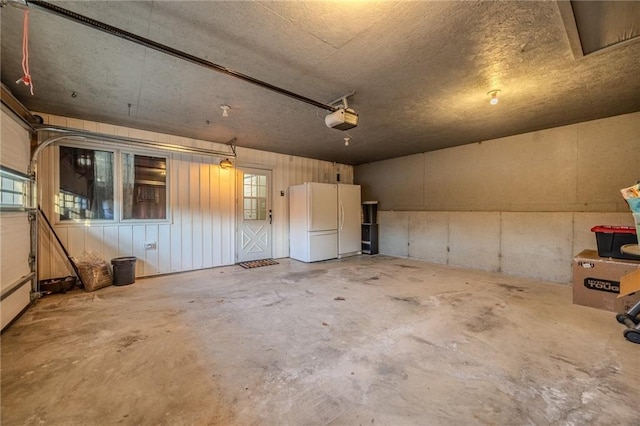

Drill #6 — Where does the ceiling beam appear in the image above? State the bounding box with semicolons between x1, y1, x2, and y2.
27;0;338;112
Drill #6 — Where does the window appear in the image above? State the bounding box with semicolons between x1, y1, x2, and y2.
0;167;31;210
243;173;267;220
58;147;114;220
57;146;169;222
122;153;167;220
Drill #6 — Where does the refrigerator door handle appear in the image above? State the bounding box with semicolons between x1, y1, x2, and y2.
340;202;344;231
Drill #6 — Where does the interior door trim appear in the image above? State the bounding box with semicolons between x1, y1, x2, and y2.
235;166;273;263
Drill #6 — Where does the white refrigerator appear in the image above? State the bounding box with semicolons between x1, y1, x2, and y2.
337;183;362;258
289;182;361;262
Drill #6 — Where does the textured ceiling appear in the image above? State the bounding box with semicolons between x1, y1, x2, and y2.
1;1;639;165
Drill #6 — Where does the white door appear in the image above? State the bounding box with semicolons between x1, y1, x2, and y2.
338;184;362;257
308;231;338;262
237;168;272;263
308;183;338;231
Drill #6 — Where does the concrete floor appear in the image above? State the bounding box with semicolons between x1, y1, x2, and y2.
1;255;638;425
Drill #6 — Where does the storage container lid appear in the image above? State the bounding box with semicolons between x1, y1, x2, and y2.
590;225;637;234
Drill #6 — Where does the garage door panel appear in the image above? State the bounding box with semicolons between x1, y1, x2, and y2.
1;108;33;330
1;109;30;173
0;213;31;290
1;282;31;330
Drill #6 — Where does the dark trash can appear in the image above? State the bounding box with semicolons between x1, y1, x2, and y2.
111;256;137;286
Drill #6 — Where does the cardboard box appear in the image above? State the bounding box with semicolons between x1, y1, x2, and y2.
573;249;640;312
620;268;640;298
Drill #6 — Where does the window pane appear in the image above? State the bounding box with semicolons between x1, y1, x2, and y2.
250;199;257;220
242;173;269;222
59;146;114;220
243;197;255;220
0;170;29;209
122;154;167;220
1;192;12;205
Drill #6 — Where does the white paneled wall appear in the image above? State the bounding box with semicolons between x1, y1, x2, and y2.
36;114;353;279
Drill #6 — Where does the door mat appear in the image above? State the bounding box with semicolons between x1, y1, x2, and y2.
238;259;279;269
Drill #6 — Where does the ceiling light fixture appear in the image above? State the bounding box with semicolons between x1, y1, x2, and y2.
219;158;233;169
344;137;351;146
488;89;501;106
220;105;231;118
76;153;92;169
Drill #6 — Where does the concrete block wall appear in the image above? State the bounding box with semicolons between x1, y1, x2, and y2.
378;211;634;283
357;112;640;283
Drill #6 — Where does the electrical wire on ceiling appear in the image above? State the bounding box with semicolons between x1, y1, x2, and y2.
15;9;34;95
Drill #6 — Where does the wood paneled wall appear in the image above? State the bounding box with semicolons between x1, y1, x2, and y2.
37;114;353;279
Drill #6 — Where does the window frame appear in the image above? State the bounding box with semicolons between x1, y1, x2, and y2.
0;165;33;212
120;149;171;223
55;142;117;224
242;172;268;221
54;142;171;225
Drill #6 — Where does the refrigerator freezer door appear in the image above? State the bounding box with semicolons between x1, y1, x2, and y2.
338;184;362;257
308;230;338;262
289;183;338;262
308;183;338;231
289;184;308;261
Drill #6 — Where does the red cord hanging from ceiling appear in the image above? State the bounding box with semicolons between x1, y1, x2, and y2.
16;9;34;95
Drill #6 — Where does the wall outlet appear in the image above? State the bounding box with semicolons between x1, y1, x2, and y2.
143;242;157;250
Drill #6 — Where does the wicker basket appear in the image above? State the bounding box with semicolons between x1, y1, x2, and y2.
76;251;113;292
